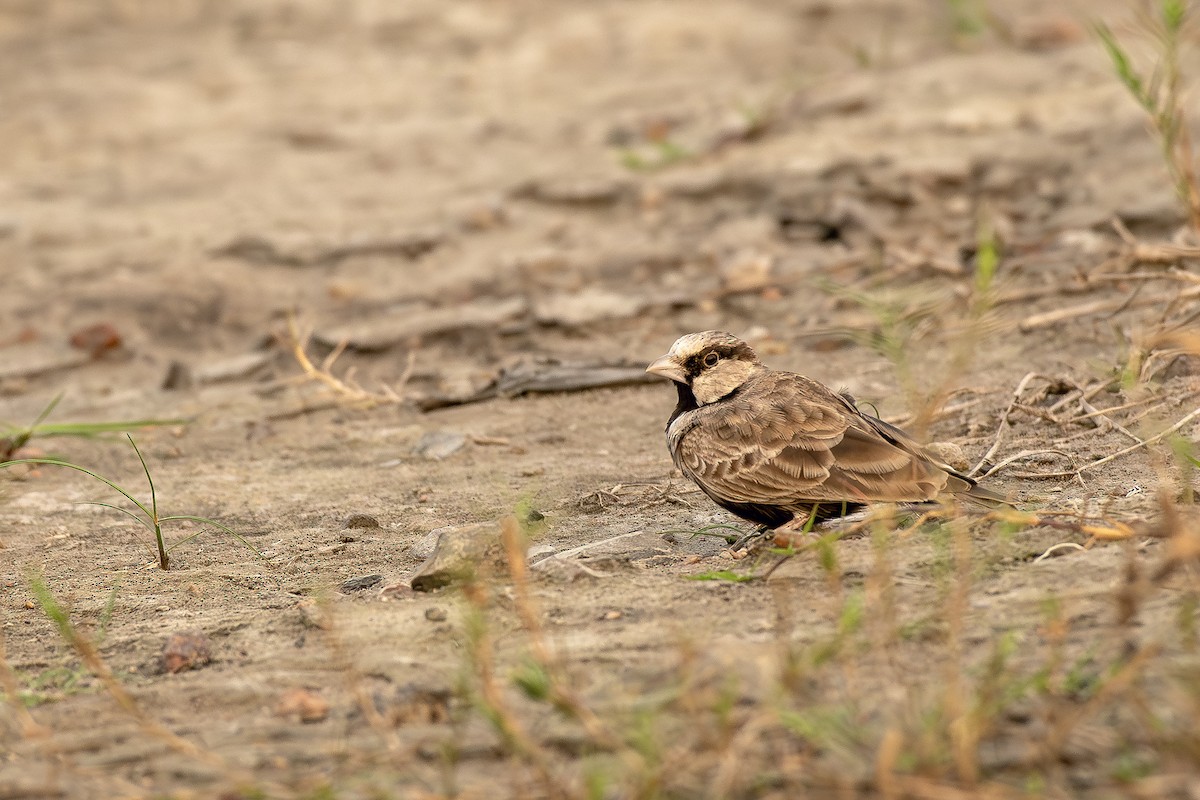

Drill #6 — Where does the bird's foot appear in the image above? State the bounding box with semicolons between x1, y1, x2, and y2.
728;525;773;554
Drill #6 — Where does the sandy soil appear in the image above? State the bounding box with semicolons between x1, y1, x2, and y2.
2;1;1200;798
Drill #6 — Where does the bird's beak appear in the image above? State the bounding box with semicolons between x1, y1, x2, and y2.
646;354;687;384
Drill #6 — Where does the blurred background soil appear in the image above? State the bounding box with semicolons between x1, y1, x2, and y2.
2;1;1199;797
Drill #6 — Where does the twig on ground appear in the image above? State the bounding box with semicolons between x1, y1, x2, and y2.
1016;286;1200;332
1111;217;1200;262
1063;394;1164;425
1078;406;1200;474
285;314;415;409
970;372;1047;477
1078;398;1144;445
977;449;1076;480
1032;542;1087;563
532;529;648;568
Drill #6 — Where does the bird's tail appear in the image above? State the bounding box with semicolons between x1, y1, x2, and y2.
961;481;1013;509
944;472;1013;509
936;472;1012;510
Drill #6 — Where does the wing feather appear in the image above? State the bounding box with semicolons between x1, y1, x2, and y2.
671;372;951;510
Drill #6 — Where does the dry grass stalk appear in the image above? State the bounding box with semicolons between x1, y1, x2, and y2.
459;577;566;799
0;627;47;739
285;314;415;409
315;594;404;753
500;516;620;751
27;579;250;788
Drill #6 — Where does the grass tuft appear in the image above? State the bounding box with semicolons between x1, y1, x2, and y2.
1096;1;1200;231
1;435;260;570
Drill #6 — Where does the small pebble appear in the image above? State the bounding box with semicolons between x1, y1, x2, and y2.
425;607;448;622
409;528;445;560
297;600;330;630
413;431;467;460
343;514;380;529
161;631;213;674
340;574;383;592
276;688;329;723
527;543;556;559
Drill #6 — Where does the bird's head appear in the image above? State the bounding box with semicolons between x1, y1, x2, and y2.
645;331;762;405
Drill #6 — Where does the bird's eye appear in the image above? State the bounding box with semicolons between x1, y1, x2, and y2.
703;351;719;367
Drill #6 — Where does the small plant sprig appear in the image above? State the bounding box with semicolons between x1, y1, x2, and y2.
1;392;183;461
0;435;259;570
1096;0;1200;232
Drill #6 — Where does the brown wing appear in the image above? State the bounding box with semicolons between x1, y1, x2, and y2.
673;372;951;508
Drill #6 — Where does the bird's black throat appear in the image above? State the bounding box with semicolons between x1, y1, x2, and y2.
667;381;699;428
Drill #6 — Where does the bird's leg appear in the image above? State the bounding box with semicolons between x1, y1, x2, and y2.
767;507;823;550
728;524;773;552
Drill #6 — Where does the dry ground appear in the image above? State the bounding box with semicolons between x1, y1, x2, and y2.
2;1;1200;798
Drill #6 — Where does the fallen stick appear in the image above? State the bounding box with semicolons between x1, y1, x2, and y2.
1018;286;1200;332
1078;406;1200;473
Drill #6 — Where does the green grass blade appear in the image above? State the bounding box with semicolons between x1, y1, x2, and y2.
1162;0;1186;34
0;458;153;520
1094;22;1154;112
77;501;154;534
30;393;65;430
160;515;268;560
98;582;120;643
27;576;73;640
23;419;187;438
126;435;157;523
685;570;755;583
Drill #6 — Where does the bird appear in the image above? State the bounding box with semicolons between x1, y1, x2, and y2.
645;330;1006;531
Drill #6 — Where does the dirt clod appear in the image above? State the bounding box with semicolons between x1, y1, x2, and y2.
160;631;213;674
67;323;122;359
276;688;330;723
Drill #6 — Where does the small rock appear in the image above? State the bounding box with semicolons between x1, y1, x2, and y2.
193;351;274;385
532;288;652;328
527;543;556;560
276;688;329;723
518;176;631;205
343;513;380;529
424;607;448;622
161;631;213;674
340;574;383;592
409;528;445;560
68;322;122;359
926;441;969;472
297;600;330;630
162;361;194;390
457;198;508;231
379;684;452;726
413;430;467;460
410;521;508;592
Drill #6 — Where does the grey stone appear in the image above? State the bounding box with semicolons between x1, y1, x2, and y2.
409;521;506;592
340;574;383;592
413;430;467;460
526;543;556;560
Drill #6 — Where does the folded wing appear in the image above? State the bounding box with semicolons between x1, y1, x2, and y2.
673;373;952;508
